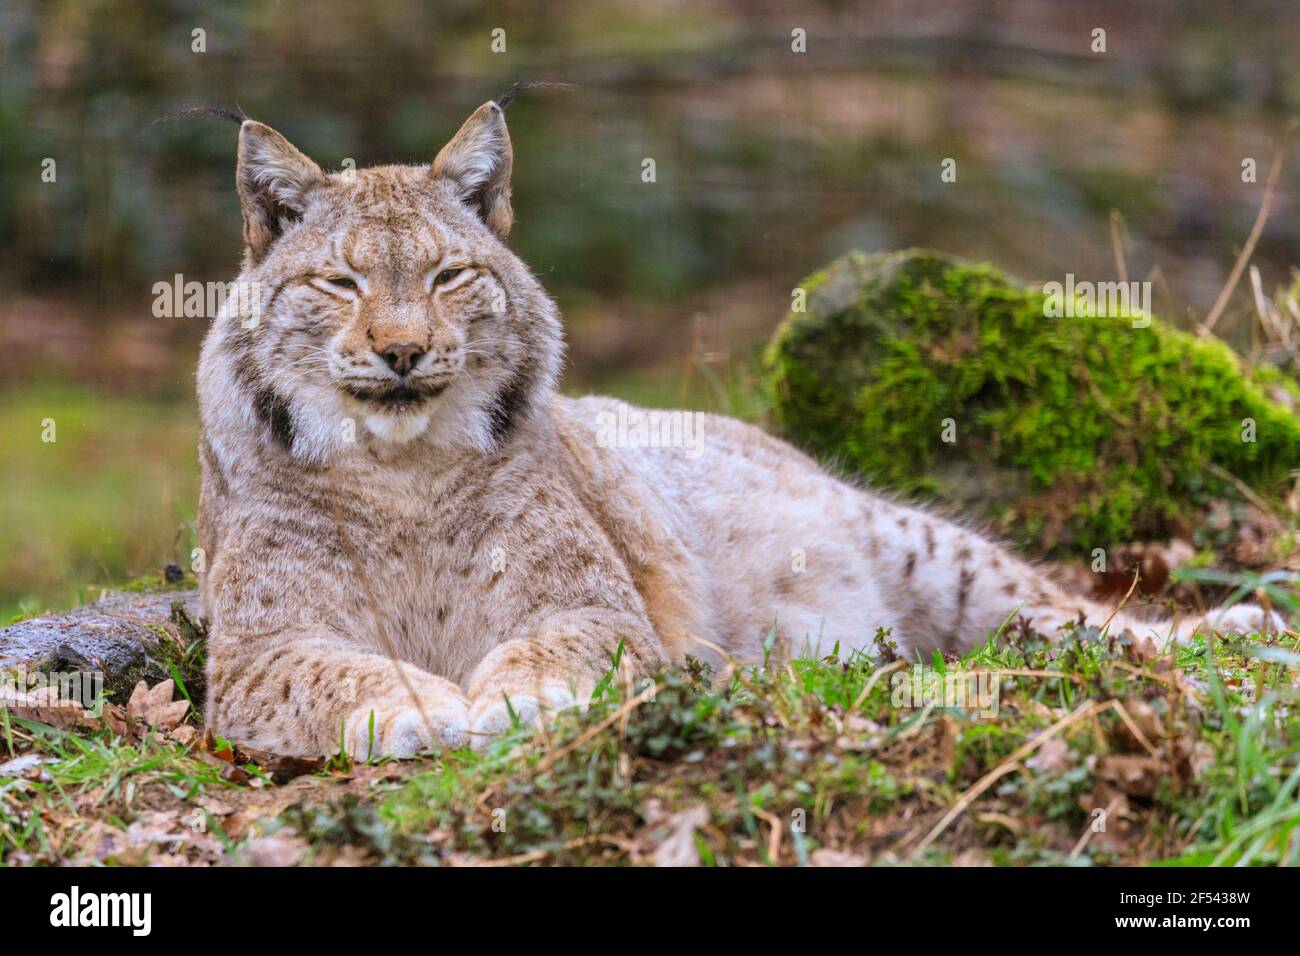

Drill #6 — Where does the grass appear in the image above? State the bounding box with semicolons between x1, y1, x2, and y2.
1;365;1296;865
0;383;199;623
3;620;1296;866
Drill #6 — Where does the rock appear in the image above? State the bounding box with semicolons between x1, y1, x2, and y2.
0;588;202;706
764;249;1300;555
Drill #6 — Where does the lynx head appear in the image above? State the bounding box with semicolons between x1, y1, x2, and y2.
200;98;562;464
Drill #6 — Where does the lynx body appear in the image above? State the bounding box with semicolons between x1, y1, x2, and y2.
197;100;1277;757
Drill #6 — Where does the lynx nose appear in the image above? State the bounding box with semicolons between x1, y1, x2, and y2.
377;342;426;376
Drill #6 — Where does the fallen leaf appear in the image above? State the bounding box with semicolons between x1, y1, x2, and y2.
198;730;324;784
197;798;237;818
975;811;1024;836
241;833;309;867
1123;634;1161;665
1026;736;1074;773
126;679;190;731
125;810;186;848
652;805;709;867
0;754;52;779
1;699;103;735
169;725;199;746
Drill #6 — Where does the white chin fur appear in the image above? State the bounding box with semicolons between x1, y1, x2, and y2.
364;411;430;444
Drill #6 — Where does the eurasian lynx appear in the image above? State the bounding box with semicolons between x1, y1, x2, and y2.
196;97;1282;758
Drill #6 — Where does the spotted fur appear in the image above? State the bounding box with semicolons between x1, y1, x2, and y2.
198;101;1283;758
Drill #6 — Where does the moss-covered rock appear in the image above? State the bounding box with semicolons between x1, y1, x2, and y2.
764;249;1300;554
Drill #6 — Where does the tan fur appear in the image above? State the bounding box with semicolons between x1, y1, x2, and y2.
198;102;1281;758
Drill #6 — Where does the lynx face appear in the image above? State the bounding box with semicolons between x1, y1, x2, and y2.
209;102;562;462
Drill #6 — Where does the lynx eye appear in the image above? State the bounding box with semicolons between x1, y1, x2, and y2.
325;275;358;290
434;268;465;286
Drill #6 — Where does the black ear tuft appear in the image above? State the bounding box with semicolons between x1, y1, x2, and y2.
156;105;250;127
494;82;529;112
492;80;576;112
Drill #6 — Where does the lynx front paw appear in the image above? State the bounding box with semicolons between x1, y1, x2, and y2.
467;682;583;751
343;695;470;760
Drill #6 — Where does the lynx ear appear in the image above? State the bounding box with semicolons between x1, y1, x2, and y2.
432;102;513;239
236;120;325;261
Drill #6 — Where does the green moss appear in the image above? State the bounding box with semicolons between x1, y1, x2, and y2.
764;249;1300;554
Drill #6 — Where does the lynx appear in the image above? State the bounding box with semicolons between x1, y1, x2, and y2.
197;97;1282;758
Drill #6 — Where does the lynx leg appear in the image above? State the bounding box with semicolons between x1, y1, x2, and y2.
465;606;668;748
206;634;470;758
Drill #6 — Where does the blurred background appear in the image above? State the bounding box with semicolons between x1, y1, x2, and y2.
1;0;1299;619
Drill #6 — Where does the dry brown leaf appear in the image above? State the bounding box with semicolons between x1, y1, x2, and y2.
168;725;199;746
198;729;324;784
1123;634;1161;665
126;679;190;731
100;703;135;740
1167;732;1217;783
197;797;238;817
241;833;309;867
1026;736;1074;773
74;811;223;866
2;700;104;735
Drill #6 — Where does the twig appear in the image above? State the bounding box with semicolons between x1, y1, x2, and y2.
687;633;791;727
851;659;906;712
533;682;660;776
685;633;738;687
1202;120;1296;333
474;680;661;811
478;833;618;867
1112;660;1205;702
1069;796;1124;859
1109;209;1129;286
1108;699;1158;756
1100;568;1142;635
751;807;784;865
1205;461;1278;517
906;700;1097;860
